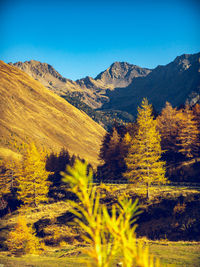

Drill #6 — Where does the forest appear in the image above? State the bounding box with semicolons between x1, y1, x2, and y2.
0;99;200;266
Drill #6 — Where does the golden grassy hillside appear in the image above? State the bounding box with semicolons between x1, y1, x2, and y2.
0;61;106;165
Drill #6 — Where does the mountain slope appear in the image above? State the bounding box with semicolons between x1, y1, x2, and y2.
10;60;151;109
102;53;200;115
10;61;111;109
0;61;106;165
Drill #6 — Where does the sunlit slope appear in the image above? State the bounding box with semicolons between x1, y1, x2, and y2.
0;61;106;165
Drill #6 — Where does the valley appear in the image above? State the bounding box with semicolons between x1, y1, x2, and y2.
0;52;200;267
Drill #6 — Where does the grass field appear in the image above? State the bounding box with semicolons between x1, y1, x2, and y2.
0;241;199;266
0;184;199;266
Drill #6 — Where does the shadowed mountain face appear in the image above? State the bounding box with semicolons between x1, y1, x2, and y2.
10;61;151;110
11;52;200;117
0;61;106;165
102;53;200;115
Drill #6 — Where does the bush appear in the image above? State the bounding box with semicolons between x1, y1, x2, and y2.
6;216;43;255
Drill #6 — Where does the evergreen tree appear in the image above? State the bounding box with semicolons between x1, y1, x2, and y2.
124;98;166;198
16;143;50;207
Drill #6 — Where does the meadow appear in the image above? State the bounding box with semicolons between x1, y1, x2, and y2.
0;241;199;266
0;183;199;266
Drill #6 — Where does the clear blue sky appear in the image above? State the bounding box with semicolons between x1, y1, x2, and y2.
0;0;200;80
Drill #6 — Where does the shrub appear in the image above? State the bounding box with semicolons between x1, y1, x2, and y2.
6;216;43;255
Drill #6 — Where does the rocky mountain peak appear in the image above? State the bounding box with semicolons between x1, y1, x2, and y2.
173;52;200;71
95;61;151;88
10;60;69;83
76;76;96;88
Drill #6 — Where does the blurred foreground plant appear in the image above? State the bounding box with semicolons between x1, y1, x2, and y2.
62;160;161;267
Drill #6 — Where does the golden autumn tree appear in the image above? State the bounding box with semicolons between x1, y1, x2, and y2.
124;98;166;198
177;104;199;158
157;102;181;156
193;103;200;154
0;159;20;210
16;143;50;207
98;127;130;181
6;216;41;255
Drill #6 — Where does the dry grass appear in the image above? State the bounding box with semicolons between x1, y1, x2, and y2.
0;61;106;166
0;241;199;266
0;183;200;266
0;201;71;228
97;183;200;201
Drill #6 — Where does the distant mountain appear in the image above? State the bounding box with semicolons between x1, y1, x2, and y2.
0;61;105;166
9;60;111;109
9;60;82;95
10;52;200;120
95;61;151;88
10;60;150;109
102;52;200;115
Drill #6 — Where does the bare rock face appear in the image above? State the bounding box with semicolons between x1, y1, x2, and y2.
95;61;151;88
9;61;110;109
101;52;200;115
9;60;77;95
10;60;151;110
10;52;200;116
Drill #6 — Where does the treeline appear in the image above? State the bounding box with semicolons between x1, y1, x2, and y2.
0;144;91;214
0;100;199;214
97;101;200;183
61;93;134;130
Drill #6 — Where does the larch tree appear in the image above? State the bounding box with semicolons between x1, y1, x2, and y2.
6;216;42;255
16;143;50;207
193;103;200;155
0;159;19;210
124;98;166;199
157;102;180;157
98;128;122;181
177;104;199;158
98;125;132;182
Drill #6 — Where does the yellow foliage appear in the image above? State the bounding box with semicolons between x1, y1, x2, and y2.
62;159;162;267
173;202;186;215
6;216;42;255
16;143;51;207
0;159;19;198
43;224;77;245
124;98;166;198
157;102;199;158
177;104;199;158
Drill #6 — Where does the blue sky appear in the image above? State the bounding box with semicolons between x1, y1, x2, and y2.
0;0;200;80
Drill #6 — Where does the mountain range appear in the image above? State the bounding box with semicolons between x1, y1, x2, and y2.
1;52;200;165
10;52;200;119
